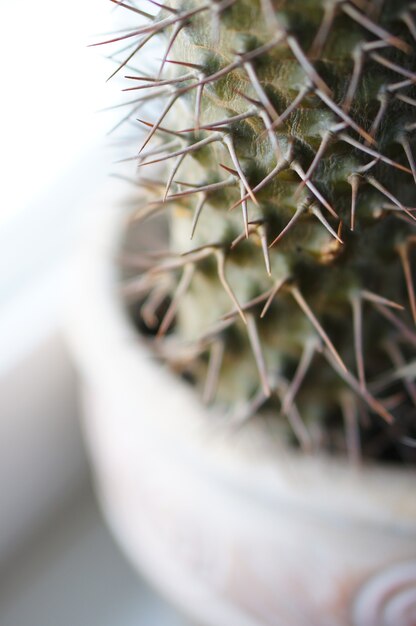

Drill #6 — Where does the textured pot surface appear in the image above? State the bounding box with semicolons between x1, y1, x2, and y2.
66;193;416;626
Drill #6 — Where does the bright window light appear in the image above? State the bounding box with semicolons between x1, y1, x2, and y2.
0;0;122;226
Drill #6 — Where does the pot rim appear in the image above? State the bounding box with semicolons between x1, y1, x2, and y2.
65;179;416;532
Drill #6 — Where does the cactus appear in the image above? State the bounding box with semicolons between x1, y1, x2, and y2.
103;0;416;462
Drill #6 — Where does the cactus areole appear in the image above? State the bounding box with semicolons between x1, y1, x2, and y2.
105;0;416;463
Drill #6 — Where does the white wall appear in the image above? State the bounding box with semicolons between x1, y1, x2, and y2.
0;0;119;562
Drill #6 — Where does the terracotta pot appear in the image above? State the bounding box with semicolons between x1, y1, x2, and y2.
66;184;416;626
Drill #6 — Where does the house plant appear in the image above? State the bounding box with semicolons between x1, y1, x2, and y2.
67;1;416;624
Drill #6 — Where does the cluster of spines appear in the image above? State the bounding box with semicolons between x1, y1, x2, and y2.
97;0;416;462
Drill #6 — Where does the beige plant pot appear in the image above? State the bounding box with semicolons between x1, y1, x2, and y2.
66;184;416;626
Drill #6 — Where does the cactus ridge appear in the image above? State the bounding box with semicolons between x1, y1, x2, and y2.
105;0;416;462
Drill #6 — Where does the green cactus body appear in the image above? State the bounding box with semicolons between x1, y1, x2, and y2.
109;0;416;461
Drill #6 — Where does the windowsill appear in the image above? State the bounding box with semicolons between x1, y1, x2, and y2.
0;485;191;626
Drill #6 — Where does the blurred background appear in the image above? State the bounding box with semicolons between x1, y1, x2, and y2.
0;1;190;623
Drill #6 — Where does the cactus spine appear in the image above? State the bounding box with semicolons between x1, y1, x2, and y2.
105;0;416;462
